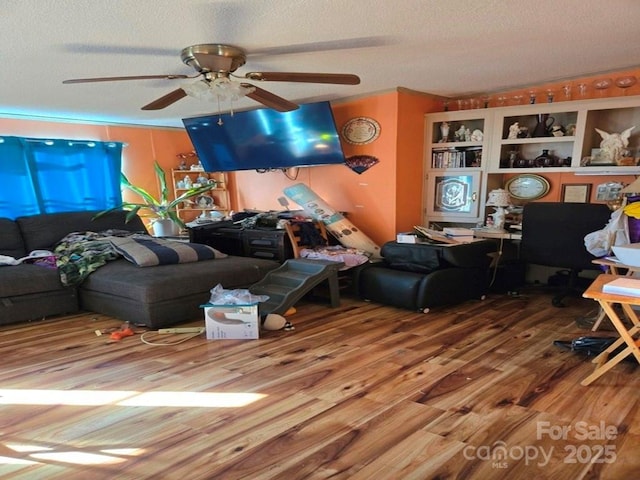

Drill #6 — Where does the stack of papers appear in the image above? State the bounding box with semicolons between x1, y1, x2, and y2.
602;277;640;297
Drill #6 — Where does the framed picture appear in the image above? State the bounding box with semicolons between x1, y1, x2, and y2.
562;183;592;203
595;182;623;201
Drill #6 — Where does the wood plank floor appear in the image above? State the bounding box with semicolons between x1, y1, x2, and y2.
0;286;637;479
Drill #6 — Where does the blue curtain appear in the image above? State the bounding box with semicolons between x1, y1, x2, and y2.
0;136;123;219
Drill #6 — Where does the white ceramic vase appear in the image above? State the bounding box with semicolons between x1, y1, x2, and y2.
152;218;179;237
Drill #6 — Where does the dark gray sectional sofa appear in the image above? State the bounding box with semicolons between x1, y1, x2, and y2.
0;210;279;328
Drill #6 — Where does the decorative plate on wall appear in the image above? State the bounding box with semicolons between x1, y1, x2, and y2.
341;117;381;145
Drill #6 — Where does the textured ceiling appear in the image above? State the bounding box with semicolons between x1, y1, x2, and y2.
2;0;640;128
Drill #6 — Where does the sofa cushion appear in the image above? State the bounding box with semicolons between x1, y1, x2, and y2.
380;242;441;273
108;235;227;267
0;264;67;297
16;210;147;252
0;218;27;259
81;256;279;304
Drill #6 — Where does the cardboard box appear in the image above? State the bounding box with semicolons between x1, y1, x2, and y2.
202;303;259;340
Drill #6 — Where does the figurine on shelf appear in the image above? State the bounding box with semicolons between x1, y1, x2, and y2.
183;175;193;189
196;174;209;185
508;122;520;139
440;122;450;142
595;126;635;165
470;129;483;142
178;159;188;170
454;125;467;142
190;160;204;171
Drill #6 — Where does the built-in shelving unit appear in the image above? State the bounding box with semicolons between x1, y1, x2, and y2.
423;110;491;223
171;169;230;224
424;95;640;226
491;105;579;171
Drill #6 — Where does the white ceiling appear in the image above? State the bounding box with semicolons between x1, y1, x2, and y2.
3;0;640;128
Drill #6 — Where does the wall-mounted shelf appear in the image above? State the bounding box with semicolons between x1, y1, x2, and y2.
171;169;230;224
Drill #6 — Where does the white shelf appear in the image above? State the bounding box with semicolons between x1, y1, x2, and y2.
487;96;640;173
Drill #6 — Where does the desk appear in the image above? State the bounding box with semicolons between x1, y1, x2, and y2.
580;274;640;386
472;228;522;240
472;228;524;292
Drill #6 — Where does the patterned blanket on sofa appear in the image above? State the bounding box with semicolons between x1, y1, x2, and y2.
53;230;224;286
54;230;127;286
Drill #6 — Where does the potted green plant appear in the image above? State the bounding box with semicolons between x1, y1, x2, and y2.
96;161;216;236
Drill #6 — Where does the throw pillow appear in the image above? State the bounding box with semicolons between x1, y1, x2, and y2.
107;235;227;267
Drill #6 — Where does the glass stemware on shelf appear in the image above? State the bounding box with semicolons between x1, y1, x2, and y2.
614;75;638;94
546;89;555;103
577;83;588;98
592;78;612;97
456;98;469;110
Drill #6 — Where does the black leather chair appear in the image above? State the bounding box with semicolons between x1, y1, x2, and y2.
520;202;612;307
353;240;497;312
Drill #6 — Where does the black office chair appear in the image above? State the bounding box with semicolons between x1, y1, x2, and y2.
520;202;612;307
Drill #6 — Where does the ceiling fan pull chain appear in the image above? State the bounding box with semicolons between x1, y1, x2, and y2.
229;98;235;118
216;96;223;125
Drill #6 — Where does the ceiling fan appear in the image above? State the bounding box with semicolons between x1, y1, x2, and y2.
62;43;361;112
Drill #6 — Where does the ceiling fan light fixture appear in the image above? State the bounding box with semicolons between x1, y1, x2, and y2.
181;77;255;103
181;79;210;99
210;77;256;101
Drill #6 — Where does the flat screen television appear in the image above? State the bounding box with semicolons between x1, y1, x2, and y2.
182;101;346;172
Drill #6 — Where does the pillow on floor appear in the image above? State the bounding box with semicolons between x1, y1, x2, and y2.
107;235;227;267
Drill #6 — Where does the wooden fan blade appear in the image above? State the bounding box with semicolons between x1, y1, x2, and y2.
62;74;190;84
241;84;299;112
141;88;187;110
244;72;360;85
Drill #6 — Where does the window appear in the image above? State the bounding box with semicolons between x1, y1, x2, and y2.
0;136;123;219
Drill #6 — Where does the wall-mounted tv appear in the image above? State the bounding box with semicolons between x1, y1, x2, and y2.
182;101;346;172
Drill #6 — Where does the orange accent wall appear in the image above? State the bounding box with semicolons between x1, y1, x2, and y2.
231;93;400;246
231;90;440;246
396;90;442;231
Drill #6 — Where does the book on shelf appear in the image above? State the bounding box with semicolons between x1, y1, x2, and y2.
431;146;482;169
602;277;640;297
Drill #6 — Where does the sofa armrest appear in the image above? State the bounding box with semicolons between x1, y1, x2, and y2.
439;240;496;268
